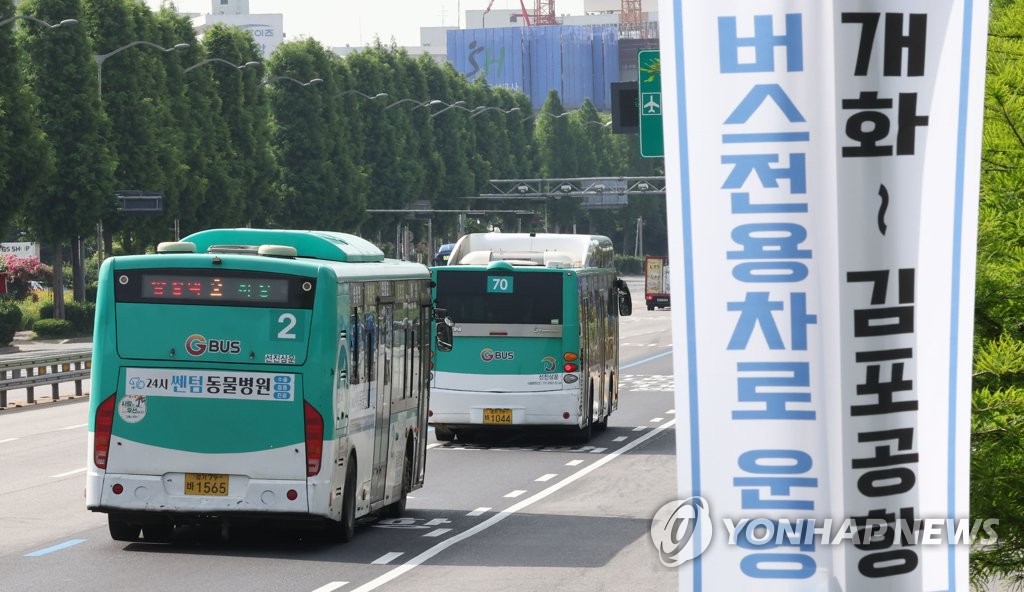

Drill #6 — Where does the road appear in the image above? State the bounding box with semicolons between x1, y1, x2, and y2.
0;280;679;592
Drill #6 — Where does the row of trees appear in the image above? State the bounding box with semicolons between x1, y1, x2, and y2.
0;0;665;315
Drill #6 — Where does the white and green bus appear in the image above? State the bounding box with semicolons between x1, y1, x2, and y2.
429;233;632;443
86;229;453;542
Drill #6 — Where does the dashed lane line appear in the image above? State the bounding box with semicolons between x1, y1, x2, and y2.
342;417;677;592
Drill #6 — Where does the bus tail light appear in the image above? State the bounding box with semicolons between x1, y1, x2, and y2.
564;362;578;372
94;395;116;469
563;352;579;362
304;401;324;477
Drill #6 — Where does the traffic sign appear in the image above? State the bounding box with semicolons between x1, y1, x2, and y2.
638;50;664;158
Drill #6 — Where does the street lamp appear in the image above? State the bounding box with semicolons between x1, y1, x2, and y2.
430;100;468;117
183;58;260;75
0;15;78;29
95;41;190;97
338;90;389;101
264;75;323;87
470;106;520;119
384;98;427;111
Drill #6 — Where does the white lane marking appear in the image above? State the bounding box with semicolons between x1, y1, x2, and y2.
426;443;441;449
590;447;607;454
504;490;527;498
424;518;451;526
311;582;348;592
61;423;87;430
565;459;584;467
347;418;677;592
0;438;18;444
371;552;404;565
535;474;557;482
613;436;628;442
50;467;87;479
466;507;490;517
666;409;676;415
650;417;664;423
632;426;647;432
423;528;451;538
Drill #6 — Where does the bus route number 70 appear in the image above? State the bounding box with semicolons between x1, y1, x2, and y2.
486;276;513;294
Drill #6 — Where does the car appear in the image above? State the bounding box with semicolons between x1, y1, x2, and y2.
433;243;455;266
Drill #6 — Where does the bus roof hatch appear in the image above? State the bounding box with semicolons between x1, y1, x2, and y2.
182;229;385;263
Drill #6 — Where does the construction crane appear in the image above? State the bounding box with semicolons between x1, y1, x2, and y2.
481;0;559;27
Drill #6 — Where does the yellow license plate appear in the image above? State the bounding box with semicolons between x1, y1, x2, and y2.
184;473;229;496
483;408;513;424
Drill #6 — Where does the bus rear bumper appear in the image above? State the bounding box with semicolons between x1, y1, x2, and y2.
86;471;326;518
428;388;583;428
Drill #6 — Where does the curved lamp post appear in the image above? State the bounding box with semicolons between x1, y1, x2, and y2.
384;97;426;111
184;58;261;75
585;120;612;128
522;111;571;123
338;90;389;101
95;41;189;98
0;15;78;29
264;75;323;87
429;100;468;117
470;106;520;119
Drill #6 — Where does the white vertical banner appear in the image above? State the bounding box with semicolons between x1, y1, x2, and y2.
658;1;987;591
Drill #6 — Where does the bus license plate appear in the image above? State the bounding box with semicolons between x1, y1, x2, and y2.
483;408;513;424
184;473;229;496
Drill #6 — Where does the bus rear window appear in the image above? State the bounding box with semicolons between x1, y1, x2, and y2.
114;268;316;309
435;271;563;325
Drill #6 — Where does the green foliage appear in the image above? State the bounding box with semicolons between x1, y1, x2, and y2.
32;318;74;339
614;255;644;275
0;299;22;346
40;299;95;334
971;2;1024;582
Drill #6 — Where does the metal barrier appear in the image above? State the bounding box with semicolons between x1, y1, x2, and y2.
0;350;92;408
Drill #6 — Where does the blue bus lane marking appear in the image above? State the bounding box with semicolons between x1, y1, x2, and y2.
25;539;86;557
622;349;673;370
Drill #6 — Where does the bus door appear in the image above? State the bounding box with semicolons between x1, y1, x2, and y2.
595;289;608;420
370;297;394;504
413;302;431;487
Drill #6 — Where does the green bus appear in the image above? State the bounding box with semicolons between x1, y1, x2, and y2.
429;233;632;443
86;229;451;542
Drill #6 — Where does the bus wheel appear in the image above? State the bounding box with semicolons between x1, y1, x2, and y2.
332;456;357;543
108;514;141;542
382;443;412;518
434;426;455;442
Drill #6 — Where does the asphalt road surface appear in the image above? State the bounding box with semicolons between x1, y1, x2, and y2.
0;280;680;592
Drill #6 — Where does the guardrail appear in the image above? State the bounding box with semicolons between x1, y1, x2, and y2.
0;350;92;408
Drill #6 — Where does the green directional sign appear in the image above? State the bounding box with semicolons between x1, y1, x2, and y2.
638;49;664;158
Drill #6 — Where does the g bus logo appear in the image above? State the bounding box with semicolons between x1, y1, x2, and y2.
185;334;241;357
541;356;557;372
650;496;714;567
480;348;514;362
185;334;207;356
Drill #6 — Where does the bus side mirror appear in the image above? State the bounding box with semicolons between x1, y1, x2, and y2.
616;279;632;317
434;308;454;352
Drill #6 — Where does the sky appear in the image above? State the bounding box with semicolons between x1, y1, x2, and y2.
143;0;589;49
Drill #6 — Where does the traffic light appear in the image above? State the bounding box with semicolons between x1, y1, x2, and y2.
610;81;639;134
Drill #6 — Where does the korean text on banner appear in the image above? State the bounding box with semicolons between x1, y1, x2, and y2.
658;1;988;591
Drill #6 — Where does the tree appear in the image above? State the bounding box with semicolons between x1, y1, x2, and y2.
970;0;1024;585
0;2;55;234
19;0;115;318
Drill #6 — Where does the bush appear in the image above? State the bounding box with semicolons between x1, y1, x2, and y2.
39;299;95;334
0;299;22;346
32;318;74;339
614;255;644;275
2;254;52;300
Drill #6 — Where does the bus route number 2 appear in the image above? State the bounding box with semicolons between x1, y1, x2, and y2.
487;276;514;294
